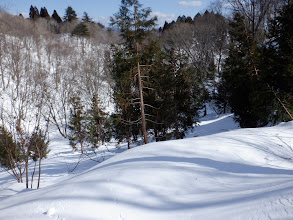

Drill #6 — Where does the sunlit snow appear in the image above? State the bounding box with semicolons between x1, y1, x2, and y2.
1;113;293;220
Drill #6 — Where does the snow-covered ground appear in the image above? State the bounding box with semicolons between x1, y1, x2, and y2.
1;113;293;220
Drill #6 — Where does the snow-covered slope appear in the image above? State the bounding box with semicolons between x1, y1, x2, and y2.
1;116;293;219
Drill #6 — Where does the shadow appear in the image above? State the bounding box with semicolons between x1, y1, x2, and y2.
189;114;240;138
96;156;293;175
1;153;293;215
0;188;19;201
1;177;293;213
225;135;293;162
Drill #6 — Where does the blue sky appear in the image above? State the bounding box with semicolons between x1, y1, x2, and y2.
0;0;213;27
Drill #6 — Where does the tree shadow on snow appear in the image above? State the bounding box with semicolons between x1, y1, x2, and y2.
97;156;293;175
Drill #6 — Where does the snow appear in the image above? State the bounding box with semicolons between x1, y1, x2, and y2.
1;114;293;219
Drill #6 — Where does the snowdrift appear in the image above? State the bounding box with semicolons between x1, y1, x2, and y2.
1;121;293;219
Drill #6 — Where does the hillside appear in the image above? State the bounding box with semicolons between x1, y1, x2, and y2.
1;114;293;219
1;2;293;219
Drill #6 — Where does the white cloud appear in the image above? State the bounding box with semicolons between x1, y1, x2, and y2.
152;11;176;26
178;1;203;7
96;12;176;28
96;16;111;26
222;2;232;8
152;11;175;22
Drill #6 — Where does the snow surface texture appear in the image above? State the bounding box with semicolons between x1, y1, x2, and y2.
1;114;293;220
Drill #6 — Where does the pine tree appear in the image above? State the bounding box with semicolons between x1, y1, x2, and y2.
64;6;77;22
0;127;20;170
110;0;157;145
29;5;35;19
71;23;90;37
68;96;86;153
40;7;50;19
261;1;293;122
52;10;62;23
29;6;40;20
149;46;202;140
0;126;23;183
82;12;93;23
221;13;269;127
87;95;110;148
110;47;141;148
186;16;193;24
162;21;170;32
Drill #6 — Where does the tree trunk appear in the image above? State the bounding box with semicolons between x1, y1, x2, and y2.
134;0;148;145
80;140;84;154
127;131;130;149
137;62;148;144
25;158;29;189
37;159;42;189
31;161;37;188
175;113;179;139
204;104;207;117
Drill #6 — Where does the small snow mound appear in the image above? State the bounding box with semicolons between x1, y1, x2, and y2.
45;207;56;216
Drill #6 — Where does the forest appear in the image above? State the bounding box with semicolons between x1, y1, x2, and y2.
0;0;293;189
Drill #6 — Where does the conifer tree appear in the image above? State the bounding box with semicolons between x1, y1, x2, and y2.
261;1;293;122
40;7;50;19
29;6;40;20
29;5;35;19
87;95;110;148
110;0;157;145
186;16;193;24
220;2;293;126
68;96;86;153
0;126;23;183
149;46;202;140
82;12;93;23
64;6;77;22
110;48;141;148
71;23;90;37
221;13;270;127
52;10;62;23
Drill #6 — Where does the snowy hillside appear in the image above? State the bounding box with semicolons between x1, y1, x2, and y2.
1;114;293;219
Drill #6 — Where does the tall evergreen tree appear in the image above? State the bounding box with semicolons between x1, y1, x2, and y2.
52;10;62;23
82;12;93;23
149;46;202;140
71;23;90;37
0;126;24;183
261;1;293;122
40;7;50;19
110;0;157;145
68;96;86;154
87;95;110;148
110;46;141;148
29;6;40;20
63;6;77;22
221;13;270;127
